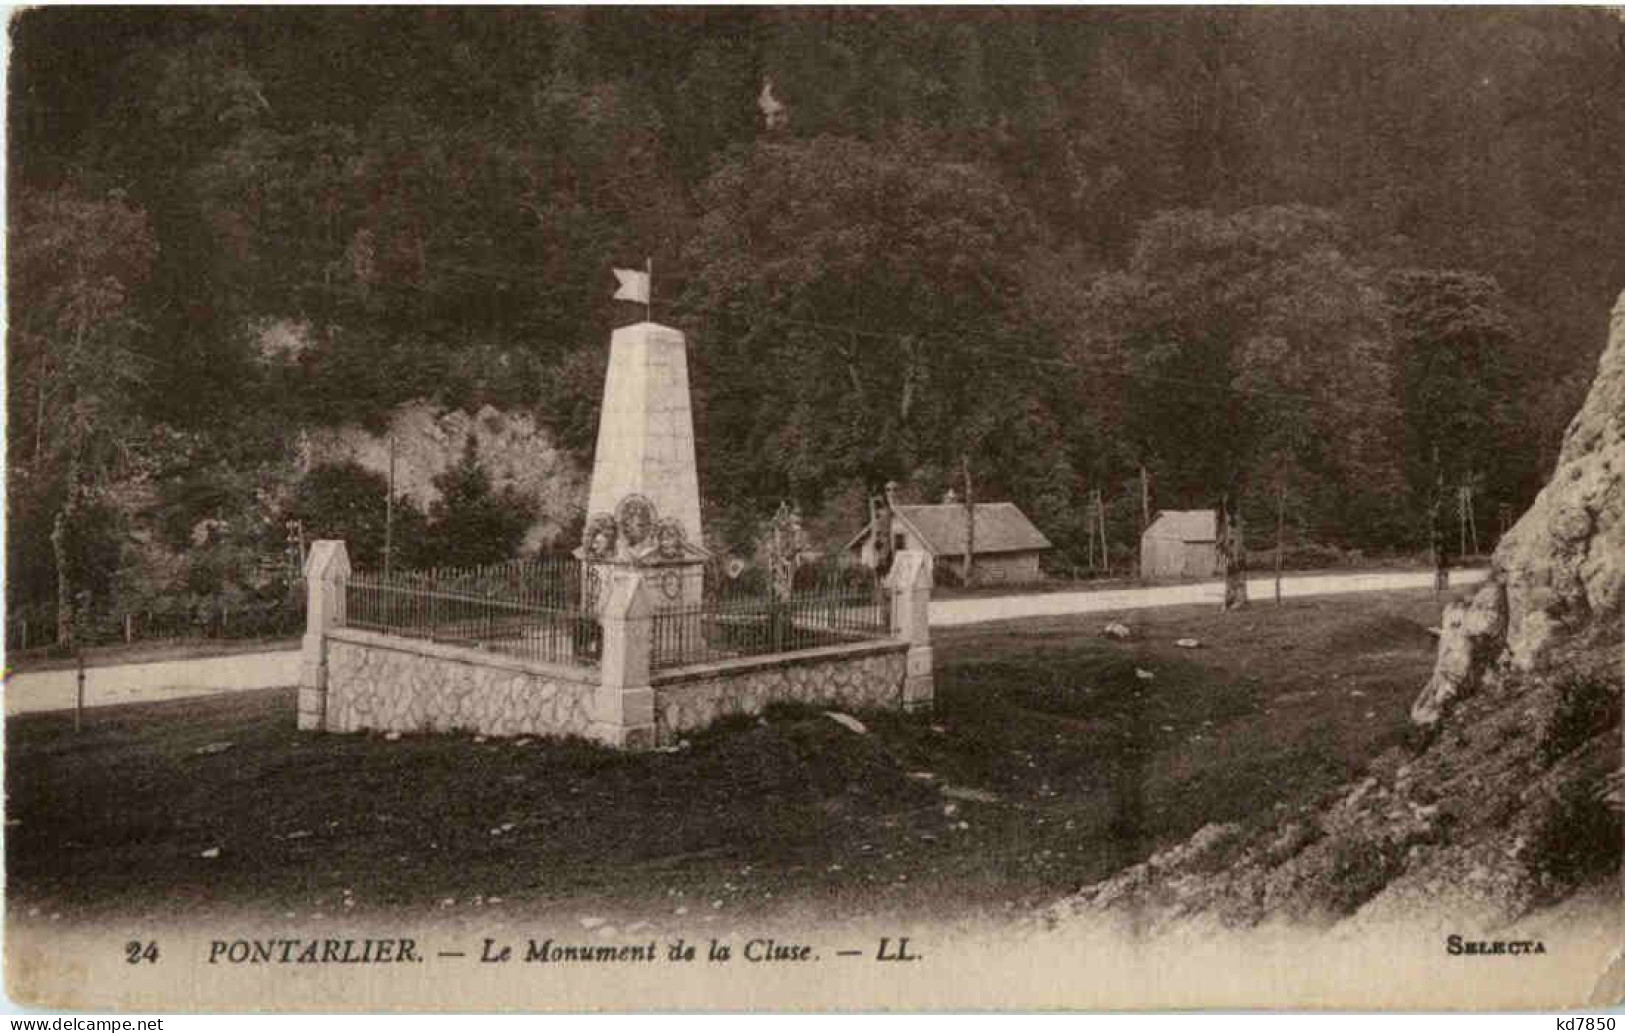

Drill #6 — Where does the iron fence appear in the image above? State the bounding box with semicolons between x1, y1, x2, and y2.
372;555;587;607
339;556;599;666
651;564;891;671
6;587;307;662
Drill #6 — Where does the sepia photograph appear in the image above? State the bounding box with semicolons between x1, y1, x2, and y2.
3;5;1622;1013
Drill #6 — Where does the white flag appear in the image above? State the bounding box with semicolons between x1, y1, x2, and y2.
612;267;650;304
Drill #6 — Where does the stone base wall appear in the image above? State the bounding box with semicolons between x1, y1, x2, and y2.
324;628;598;738
318;628;918;749
651;642;910;746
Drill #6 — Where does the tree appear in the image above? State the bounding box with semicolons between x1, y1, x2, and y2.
680;133;1044;546
1071;205;1408;547
9;7;1622;583
8;186;157;643
286;461;425;572
1385;269;1538;516
422;437;535;568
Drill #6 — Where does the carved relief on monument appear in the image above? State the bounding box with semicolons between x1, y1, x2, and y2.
616;494;658;551
655;517;687;561
583;514;619;561
658;568;683;601
585;494;704;566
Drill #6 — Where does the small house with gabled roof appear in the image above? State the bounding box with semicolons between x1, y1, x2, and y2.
846;502;1052;584
1140;509;1219;580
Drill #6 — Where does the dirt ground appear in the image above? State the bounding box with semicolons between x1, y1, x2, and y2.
4;588;1459;929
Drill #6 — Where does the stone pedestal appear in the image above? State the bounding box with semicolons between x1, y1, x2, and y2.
591;568;656;749
298;540;351;731
886;549;935;712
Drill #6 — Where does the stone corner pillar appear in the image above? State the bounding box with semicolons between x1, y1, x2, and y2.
885;549;934;713
591;567;657;750
299;540;351;732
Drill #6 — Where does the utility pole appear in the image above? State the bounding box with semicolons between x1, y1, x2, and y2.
1138;466;1150;579
1086;488;1097;572
1097;491;1111;576
1431;456;1449;594
1458;482;1479;557
1220;492;1248;611
1462;480;1475;561
384;434;397;579
1274;483;1286;606
75;651;85;733
961;454;976;587
1139;465;1151;531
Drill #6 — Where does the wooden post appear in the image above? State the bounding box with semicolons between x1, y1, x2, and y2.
1086;488;1097;572
74;651;85;733
1470;496;1479;555
124;612;133;643
1138;466;1150;579
1431;455;1448;594
1220;493;1248;611
961;454;976;588
1462;480;1475;561
1274;484;1285;606
1139;465;1150;531
1097;491;1110;577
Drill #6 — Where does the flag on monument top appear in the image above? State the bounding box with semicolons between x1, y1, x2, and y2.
612;267;650;305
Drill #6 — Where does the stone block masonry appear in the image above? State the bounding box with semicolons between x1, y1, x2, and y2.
324;629;597;738
300;540;935;749
651;642;910;746
298;540;350;732
586;322;703;544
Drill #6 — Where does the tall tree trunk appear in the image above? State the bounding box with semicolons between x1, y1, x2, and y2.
1221;494;1248;611
53;439;85;647
35;371;47;464
1432;474;1450;593
51;507;73;648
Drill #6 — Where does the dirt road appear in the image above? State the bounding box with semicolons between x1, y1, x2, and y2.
4;567;1485;715
929;566;1487;626
4;650;302;717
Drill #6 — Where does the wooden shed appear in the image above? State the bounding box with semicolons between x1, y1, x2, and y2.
1140;509;1219;580
847;503;1053;584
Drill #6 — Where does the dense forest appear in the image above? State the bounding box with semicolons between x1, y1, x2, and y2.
10;7;1625;635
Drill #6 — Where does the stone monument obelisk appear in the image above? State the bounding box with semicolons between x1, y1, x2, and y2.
578;321;707;621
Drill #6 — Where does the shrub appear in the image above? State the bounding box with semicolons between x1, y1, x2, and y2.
1319;834;1404;916
1539;670;1622;767
286;461;427;571
1526;773;1622;903
420;436;533;568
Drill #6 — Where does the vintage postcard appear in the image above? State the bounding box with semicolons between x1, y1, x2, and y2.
5;5;1622;1013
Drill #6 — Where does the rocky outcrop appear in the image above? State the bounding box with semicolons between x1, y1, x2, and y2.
1053;290;1625;936
1051;640;1619;935
1412;290;1625;725
301;400;589;552
1410;579;1508;725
